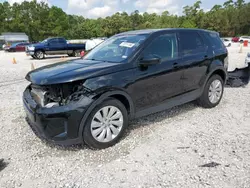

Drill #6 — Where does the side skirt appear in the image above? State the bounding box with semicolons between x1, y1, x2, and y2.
135;89;202;118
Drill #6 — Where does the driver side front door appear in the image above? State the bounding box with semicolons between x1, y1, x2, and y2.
130;32;185;112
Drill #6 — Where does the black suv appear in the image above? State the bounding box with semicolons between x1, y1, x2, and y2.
23;29;228;149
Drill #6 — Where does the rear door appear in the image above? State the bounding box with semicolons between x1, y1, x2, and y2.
178;31;209;92
57;38;68;54
47;38;66;54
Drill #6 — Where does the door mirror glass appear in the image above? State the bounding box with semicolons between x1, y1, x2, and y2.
139;55;161;66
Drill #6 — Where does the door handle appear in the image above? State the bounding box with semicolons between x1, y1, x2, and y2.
173;62;179;69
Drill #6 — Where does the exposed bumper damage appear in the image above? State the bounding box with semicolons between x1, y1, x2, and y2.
23;84;94;145
227;66;250;87
227;54;250;87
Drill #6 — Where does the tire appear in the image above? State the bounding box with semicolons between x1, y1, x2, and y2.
83;98;128;149
35;50;45;59
197;74;224;108
73;51;77;57
31;55;37;59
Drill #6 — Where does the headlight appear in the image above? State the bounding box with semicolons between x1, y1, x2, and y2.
30;87;47;107
28;46;35;51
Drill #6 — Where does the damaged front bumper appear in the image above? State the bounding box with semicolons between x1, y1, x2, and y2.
23;86;93;146
26;50;35;56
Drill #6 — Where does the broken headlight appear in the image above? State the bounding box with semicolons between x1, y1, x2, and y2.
30;81;91;108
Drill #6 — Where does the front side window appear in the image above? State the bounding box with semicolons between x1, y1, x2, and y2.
179;31;206;56
142;33;178;60
84;34;148;63
49;39;59;45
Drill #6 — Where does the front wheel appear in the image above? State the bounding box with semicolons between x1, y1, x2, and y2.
35;50;45;59
83;98;128;149
197;75;224;108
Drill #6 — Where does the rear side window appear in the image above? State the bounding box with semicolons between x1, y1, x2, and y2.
206;32;225;50
58;38;66;44
179;31;206;56
143;33;178;60
49;39;59;45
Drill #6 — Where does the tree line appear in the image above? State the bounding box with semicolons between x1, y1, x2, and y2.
0;0;249;41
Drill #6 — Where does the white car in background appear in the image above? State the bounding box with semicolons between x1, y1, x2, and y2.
239;36;250;43
221;38;232;47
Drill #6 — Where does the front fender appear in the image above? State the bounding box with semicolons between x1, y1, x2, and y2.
78;89;135;140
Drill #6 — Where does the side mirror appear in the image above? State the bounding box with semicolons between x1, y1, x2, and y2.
139;55;161;66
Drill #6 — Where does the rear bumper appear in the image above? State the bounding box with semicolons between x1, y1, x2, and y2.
23;86;93;146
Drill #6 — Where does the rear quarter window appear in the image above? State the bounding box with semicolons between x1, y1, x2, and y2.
205;32;225;50
58;38;66;44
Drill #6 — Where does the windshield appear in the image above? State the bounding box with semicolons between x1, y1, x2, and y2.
84;34;148;63
41;39;48;43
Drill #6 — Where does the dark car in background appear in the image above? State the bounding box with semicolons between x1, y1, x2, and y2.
5;42;30;52
23;28;228;149
26;37;85;59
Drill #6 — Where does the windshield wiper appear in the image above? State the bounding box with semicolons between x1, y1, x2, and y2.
85;58;108;62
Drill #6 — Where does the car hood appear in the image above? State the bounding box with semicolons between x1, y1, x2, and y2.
26;59;130;85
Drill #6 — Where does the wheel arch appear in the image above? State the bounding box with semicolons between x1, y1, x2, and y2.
201;66;227;94
35;48;45;53
211;68;227;82
78;90;135;139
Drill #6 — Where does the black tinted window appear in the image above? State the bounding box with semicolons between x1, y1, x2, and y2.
49;39;59;44
206;32;224;50
143;33;178;60
58;38;66;44
179;31;206;56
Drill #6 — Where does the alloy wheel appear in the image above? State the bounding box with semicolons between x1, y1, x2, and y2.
90;106;124;143
208;79;223;104
36;51;44;59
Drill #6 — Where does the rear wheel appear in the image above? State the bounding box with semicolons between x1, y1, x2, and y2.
83;98;128;149
72;51;79;57
197;75;224;108
35;50;45;59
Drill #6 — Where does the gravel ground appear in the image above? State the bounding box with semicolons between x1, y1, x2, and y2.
0;48;250;188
